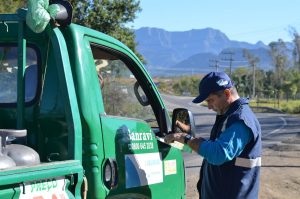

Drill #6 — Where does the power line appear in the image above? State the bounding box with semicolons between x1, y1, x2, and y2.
218;64;250;68
221;51;234;75
219;60;249;63
209;59;219;72
220;51;251;75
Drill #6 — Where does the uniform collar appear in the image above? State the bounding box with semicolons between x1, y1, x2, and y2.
224;98;248;117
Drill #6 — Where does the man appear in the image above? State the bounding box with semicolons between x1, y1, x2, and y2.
165;72;261;199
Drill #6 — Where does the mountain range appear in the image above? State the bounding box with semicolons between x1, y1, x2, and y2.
134;27;276;76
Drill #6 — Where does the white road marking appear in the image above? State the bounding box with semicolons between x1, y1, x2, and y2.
263;116;287;138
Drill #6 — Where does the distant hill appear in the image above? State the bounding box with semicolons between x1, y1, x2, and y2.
134;27;275;76
172;52;218;74
135;27;268;64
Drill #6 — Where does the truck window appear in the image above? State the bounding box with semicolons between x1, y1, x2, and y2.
0;46;38;104
91;44;158;127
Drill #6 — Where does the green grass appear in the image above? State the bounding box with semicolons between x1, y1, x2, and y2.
249;99;300;114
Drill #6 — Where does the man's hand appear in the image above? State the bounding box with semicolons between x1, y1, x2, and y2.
164;133;206;153
176;120;191;133
164;133;187;144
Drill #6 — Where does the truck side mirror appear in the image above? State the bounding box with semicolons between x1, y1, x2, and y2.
50;0;73;28
172;108;196;136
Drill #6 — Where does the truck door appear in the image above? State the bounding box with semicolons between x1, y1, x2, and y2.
90;43;163;198
73;32;184;198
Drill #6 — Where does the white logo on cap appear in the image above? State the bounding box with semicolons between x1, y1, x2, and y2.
217;79;229;86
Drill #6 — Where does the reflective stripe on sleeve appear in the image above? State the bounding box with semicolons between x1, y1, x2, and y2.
235;157;261;168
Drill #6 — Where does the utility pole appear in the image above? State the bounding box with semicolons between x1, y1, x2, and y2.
221;51;234;76
209;59;219;72
243;49;259;99
252;62;256;99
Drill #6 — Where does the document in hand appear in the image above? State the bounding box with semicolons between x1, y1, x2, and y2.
156;137;192;153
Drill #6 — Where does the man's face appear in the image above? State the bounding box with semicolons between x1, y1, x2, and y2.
205;90;229;114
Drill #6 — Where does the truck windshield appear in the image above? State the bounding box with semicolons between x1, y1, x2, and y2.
0;46;38;104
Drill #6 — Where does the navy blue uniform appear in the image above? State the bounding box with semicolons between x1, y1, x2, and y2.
198;98;261;199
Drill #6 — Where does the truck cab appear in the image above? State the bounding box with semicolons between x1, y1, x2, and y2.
0;1;189;198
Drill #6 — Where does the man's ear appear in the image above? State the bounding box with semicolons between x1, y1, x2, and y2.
224;89;231;98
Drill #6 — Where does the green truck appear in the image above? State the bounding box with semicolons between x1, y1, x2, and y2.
0;1;194;198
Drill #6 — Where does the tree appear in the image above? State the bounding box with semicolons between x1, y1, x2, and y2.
283;68;300;100
289;27;300;71
0;0;26;13
69;0;143;61
264;70;276;97
243;49;260;98
1;0;143;61
172;76;200;96
230;67;249;96
269;40;289;97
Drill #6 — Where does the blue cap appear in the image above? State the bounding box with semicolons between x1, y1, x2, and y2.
192;72;233;103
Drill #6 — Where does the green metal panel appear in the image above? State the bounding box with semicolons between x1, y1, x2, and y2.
101;116;185;199
46;26;82;161
0;185;19;199
16;19;26;129
0;160;82;185
61;24;107;199
0;160;83;198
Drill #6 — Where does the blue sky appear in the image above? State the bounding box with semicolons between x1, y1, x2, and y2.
131;0;300;44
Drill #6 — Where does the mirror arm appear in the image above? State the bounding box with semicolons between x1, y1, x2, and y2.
158;108;169;137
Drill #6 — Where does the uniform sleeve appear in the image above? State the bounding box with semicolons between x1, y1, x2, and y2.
198;121;253;165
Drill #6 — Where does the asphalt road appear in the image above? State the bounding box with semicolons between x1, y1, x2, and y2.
161;94;300;167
